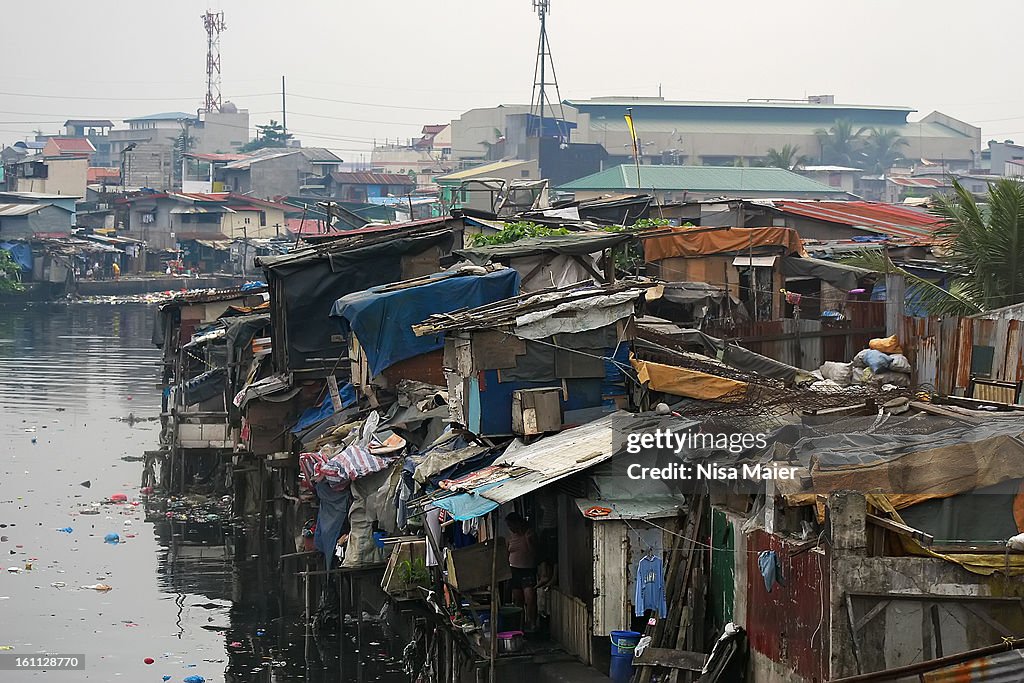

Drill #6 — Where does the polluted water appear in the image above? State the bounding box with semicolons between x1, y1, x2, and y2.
0;304;404;681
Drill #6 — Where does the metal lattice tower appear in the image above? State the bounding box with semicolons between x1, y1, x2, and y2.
202;10;226;113
529;0;567;141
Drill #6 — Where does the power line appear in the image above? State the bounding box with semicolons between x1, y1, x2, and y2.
287;93;462;112
0;90;277;102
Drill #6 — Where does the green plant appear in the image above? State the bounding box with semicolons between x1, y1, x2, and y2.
0;250;24;293
397;558;429;587
467;221;570;247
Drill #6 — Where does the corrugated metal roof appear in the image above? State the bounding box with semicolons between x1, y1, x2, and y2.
560;165;843;195
470;414;621;506
124;112;196;122
435;159;534;182
574;498;684;520
330;171;417;186
0;203;45;216
771;200;943;239
430;413;698;512
46;137;96;154
922;648;1024;682
64;119;114;127
889;176;946;187
566;97;914;113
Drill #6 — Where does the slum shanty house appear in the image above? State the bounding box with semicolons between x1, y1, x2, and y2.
670;199;943;242
640;225;884;368
702;404;1024;682
223;219;468;586
452;229;635;292
378;280;683;679
329;265;522;404
152;284;270;493
413;280;656;435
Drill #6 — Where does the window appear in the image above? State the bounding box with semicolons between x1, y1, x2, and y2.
244;217;251;225
971;345;995;377
520;170;530;178
259;211;266;227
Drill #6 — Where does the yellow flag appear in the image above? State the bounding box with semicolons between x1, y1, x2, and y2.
624;111;637;144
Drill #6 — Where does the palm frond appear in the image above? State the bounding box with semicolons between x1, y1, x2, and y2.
840;249;984;316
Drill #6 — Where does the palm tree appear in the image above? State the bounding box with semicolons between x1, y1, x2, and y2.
814;119;867;167
862;128;909;174
764;144;808;171
844;178;1024;315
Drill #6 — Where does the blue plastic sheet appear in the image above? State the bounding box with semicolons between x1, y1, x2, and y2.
330;268;520;377
431;481;503;521
291;384;356;434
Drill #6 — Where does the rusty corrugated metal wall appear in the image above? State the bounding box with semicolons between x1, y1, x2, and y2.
903;316;1024;396
921;648;1024;682
745;529;829;681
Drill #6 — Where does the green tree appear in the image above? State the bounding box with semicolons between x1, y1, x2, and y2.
862;127;909;174
845;178;1024;315
0;250;24;293
239;120;293;153
814;119;867;167
763;144;808;171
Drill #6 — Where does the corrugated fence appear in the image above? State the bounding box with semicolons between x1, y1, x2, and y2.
899;315;1024;396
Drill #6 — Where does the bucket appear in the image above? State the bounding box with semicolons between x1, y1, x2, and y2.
609;653;635;683
609;630;642;656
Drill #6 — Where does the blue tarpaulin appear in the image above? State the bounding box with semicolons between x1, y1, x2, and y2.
432;482;503;521
0;242;32;271
291;384;356;434
330;268;521;377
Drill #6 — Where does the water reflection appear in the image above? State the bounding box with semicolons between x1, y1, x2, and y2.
0;304;403;682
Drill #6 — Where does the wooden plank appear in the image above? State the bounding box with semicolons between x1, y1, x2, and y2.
632;648;704;671
867;513;934;547
846;593;864;675
853;599;890;633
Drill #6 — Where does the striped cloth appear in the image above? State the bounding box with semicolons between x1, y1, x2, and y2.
300;444;393;492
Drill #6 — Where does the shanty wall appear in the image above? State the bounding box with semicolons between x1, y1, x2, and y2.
828;492;1024;679
708;301;886;371
899;315;1024;396
744;530;829;683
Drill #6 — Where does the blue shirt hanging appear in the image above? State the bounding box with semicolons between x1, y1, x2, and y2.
634;555;668;617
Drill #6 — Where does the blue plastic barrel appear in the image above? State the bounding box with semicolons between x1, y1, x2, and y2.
609;653;634;683
609;630;641;683
609;630;642;656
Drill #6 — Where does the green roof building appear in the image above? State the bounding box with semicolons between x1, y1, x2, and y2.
558;164;851;202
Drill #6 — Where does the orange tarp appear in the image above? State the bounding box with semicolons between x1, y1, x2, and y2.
643;226;808;262
631;356;747;401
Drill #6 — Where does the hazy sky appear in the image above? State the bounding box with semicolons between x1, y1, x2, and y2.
4;0;1024;160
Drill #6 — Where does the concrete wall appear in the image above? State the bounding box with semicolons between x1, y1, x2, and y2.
221;154;316;199
42;158;88;197
827;491;1024;679
450;105;532;161
124;142;175;190
14;158;87;197
193;110;249;154
222;207;286;239
126;197;177;249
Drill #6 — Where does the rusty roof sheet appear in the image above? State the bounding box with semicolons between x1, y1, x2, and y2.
770;200;943;239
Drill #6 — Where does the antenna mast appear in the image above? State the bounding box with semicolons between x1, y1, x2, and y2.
202;10;226;113
529;0;567;142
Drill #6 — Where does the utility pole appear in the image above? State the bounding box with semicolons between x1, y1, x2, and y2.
529;0;566;180
202;10;226;113
281;75;287;137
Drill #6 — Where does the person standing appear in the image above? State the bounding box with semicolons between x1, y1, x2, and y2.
112;262;120;279
505;512;538;631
